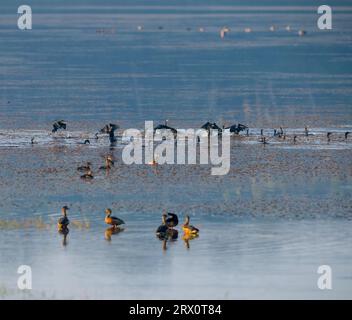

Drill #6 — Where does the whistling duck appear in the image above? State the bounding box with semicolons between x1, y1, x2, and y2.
182;215;199;235
104;208;125;228
156;214;169;238
57;206;70;230
165;211;178;228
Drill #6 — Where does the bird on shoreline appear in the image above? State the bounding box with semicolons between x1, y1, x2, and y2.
57;206;70;230
52;120;67;133
100;123;119;144
154;120;177;138
223;123;248;135
182;215;199;235
104;208;125;229
201;122;222;135
304;126;309;136
327;132;332;142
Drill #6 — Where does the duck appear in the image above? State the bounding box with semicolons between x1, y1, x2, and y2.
52;120;67;133
156;213;169;238
57;206;70;230
154;120;177;138
104;208;125;228
77;162;91;172
99;158;112;170
182;215;199;235
345;132;350;140
298;29;307;36
327;132;332;142
165;211;178;228
80;169;94;180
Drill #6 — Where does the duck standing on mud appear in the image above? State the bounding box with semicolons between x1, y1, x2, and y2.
57;206;70;230
104;208;125;229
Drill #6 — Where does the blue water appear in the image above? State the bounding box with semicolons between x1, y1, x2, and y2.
0;1;351;299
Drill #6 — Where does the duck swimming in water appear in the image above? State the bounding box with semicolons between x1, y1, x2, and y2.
165;211;179;228
57;206;70;230
52;120;67;133
156;213;169;238
156;214;178;240
182;215;199;235
80;169;94;180
105;208;125;228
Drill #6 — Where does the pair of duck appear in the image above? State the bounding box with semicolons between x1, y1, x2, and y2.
78;156;115;180
155;211;199;239
57;207;125;230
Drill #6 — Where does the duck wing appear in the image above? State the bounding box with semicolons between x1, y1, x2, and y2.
111;216;125;225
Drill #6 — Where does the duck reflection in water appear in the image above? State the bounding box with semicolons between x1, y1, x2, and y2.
105;226;124;242
58;227;69;247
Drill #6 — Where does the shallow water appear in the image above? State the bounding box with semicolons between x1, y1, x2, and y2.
0;1;352;299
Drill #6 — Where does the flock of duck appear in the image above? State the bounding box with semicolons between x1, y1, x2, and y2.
57;206;199;247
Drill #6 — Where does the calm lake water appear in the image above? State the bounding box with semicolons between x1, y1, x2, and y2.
0;0;351;299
